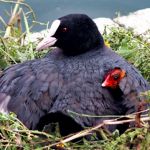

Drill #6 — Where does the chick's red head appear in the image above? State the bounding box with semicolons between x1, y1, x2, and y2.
102;67;126;89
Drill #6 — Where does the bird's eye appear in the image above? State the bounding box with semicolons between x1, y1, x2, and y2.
62;27;68;32
113;74;120;80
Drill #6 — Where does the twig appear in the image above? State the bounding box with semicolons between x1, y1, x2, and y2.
0;0;36;20
8;0;22;25
1;0;36;38
22;10;34;59
48;116;150;148
68;108;149;118
4;0;22;38
103;117;150;125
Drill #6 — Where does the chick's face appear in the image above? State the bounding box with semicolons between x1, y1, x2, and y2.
102;68;126;89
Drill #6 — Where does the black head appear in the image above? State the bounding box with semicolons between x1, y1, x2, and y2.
36;14;104;56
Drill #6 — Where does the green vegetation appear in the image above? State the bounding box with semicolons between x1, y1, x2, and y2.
0;1;150;149
103;27;150;82
0;110;150;150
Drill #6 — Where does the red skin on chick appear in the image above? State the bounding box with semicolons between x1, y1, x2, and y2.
102;68;144;128
102;68;126;89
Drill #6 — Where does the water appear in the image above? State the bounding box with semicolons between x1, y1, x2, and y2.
0;0;150;31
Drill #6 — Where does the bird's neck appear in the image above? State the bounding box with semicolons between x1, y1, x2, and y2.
62;37;104;56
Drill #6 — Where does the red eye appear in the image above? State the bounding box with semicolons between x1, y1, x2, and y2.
62;27;68;32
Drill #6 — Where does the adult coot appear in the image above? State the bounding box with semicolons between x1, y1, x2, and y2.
0;14;149;135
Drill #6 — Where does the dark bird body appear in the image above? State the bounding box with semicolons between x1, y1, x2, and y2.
0;14;149;135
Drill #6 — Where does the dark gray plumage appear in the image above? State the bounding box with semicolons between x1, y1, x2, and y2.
0;14;149;135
